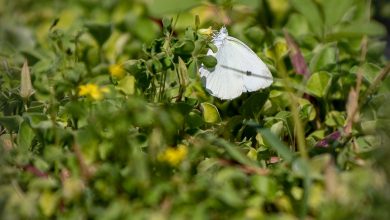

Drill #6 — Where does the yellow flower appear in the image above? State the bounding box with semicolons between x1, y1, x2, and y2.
158;144;188;166
109;64;125;79
198;26;213;36
78;83;109;100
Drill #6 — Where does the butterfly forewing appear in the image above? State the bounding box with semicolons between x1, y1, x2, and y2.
225;37;273;92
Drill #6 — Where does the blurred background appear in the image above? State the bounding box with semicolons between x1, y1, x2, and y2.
1;0;389;60
1;1;390;219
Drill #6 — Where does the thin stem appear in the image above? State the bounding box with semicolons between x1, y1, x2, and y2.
73;142;91;182
344;36;368;134
278;73;308;159
287;90;308;159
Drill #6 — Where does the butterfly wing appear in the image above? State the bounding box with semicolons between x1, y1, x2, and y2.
225;36;273;92
199;44;244;100
199;34;273;100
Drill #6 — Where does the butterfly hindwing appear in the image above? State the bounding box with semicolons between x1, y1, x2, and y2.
200;49;243;100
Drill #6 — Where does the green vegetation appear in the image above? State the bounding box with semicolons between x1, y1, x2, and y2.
1;0;390;219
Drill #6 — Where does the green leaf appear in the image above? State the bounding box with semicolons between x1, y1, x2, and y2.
162;17;172;29
207;43;218;53
234;0;260;8
0;116;23;132
186;110;204;128
17;121;35;151
215;181;243;207
39;190;59;217
309;44;336;72
117;75;136;95
146;0;201;16
259;129;293;163
367;41;387;58
132;18;159;43
23;113;52;129
306;71;332;98
301;104;316;122
201;102;221;123
326;21;386;40
323;0;354;27
245;26;265;43
214;138;256;166
285;13;310;36
175;40;195;55
188;59;198;79
85;22;112;46
252;175;278;200
199;55;217;68
240;92;269;118
325;111;345;127
291;0;323;37
172;102;194;115
76;129;99;163
350;63;381;84
344;21;387;36
270;121;284;138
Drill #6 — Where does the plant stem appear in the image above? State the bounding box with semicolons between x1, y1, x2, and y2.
287;90;308;159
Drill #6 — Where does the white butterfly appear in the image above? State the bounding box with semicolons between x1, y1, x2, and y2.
199;27;273;100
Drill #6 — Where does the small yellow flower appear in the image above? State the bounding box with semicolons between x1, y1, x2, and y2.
109;64;125;79
158;144;188;166
78;83;109;100
198;26;213;36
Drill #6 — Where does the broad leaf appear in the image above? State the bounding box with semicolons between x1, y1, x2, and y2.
323;0;354;27
0;116;23;132
240;92;269;118
291;0;323;37
201;102;221;123
17;121;35;151
306;71;332;98
117;75;136;95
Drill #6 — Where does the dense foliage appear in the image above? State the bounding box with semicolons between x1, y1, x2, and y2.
1;0;390;219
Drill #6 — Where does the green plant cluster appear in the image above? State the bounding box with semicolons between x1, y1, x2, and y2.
1;0;390;219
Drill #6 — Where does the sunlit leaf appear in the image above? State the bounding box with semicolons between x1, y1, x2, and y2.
39;190;59;217
309;44;336;72
325;111;345;127
350;63;381;84
201;102;221;123
117;75;136;95
306;71;332;98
